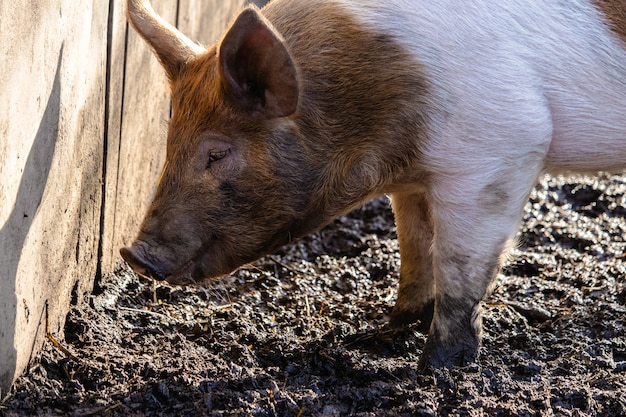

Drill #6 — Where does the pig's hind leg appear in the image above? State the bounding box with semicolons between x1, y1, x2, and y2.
389;190;435;332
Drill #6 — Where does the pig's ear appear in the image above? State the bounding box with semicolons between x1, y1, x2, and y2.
219;7;299;118
127;0;205;80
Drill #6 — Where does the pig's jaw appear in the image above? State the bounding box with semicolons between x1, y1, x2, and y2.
163;245;224;286
125;227;297;286
121;239;225;286
163;259;198;285
162;242;239;286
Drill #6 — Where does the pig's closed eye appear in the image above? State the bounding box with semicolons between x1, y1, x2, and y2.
207;150;229;168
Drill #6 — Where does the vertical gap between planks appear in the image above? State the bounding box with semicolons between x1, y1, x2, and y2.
94;0;118;292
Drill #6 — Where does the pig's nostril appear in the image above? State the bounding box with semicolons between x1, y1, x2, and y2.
120;246;166;281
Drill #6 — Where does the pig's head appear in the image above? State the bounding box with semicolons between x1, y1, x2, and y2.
121;1;335;285
121;0;426;285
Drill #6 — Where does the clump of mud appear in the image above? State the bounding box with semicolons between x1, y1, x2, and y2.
3;174;626;416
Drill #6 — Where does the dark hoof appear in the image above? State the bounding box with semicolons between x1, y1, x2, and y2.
389;300;434;333
417;333;479;372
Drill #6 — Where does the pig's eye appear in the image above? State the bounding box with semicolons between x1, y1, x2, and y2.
207;150;229;168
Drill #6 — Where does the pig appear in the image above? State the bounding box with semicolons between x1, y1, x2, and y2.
120;0;626;370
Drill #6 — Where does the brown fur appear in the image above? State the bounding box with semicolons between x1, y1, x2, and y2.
262;1;432;218
594;0;626;45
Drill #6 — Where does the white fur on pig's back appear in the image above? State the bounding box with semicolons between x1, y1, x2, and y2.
336;0;626;174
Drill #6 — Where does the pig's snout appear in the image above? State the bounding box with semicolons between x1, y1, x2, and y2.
120;245;166;281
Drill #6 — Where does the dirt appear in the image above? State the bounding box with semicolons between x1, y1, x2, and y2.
3;173;626;417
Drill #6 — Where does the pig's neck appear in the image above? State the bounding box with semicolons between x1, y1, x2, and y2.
266;1;432;218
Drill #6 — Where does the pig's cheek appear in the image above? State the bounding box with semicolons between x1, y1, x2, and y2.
191;245;228;281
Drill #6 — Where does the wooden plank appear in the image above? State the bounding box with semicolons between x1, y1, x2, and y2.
0;0;109;392
99;0;130;272
0;0;270;393
177;0;252;45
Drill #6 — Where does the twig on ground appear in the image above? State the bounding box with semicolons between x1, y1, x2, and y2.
268;256;308;276
0;388;11;409
45;302;81;363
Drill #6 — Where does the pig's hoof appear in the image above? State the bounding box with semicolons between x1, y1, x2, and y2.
417;334;479;372
389;300;434;333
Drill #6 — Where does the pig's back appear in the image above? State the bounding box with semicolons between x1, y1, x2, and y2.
263;0;626;172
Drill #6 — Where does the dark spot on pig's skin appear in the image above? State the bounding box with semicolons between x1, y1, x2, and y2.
436;294;482;325
450;247;505;296
219;182;235;194
481;182;510;214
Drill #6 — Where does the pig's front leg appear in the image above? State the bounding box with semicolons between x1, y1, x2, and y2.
389;191;435;332
417;167;542;370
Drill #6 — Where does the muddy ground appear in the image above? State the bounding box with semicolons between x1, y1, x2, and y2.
3;173;626;416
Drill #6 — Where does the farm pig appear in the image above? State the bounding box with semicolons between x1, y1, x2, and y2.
121;0;626;370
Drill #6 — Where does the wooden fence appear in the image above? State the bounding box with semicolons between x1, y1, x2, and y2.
0;0;265;392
